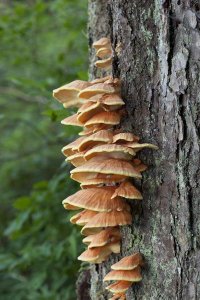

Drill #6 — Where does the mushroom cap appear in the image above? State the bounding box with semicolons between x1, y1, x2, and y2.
61;114;83;127
81;227;103;236
95;57;112;69
113;132;139;143
84;144;136;161
93;255;110;264
77;101;104;123
53;80;90;105
84;111;121;128
79;124;112;136
79;127;101;136
77;101;95;113
70;158;142;179
82;228;115;244
100;94;125;107
88;94;125;111
111;253;144;271
70;210;84;224
81;210;132;234
78;82;119;99
78;130;113;152
61;136;85;157
104;78;120;85
109;242;121;254
93;37;111;50
78;247;107;263
111;181;143;200
80;176;126;188
87;228;121;248
106;281;132;293
72;172;126;185
125;142;159;152
78;242;120;263
63;203;80;210
62;100;83;109
62;187;130;212
96;47;112;58
76;210;98;226
66;152;86;167
78;244;119;264
91;76;112;84
103;267;142;282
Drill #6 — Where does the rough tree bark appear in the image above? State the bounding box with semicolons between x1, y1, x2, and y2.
77;1;200;299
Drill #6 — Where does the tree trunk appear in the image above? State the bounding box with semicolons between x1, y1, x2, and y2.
78;1;200;299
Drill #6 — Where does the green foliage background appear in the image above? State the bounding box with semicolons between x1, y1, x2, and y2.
0;1;88;299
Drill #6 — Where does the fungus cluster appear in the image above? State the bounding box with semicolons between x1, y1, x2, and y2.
93;37;112;69
104;253;144;300
53;37;158;297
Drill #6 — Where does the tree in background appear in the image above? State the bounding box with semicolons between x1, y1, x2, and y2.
77;1;200;299
0;1;87;299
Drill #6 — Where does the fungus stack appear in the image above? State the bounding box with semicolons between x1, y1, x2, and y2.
93;37;112;69
104;253;144;300
53;38;157;269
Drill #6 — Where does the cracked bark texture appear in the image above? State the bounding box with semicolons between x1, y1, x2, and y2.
77;0;200;299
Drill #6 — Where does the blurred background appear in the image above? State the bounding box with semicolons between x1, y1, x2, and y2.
0;1;88;299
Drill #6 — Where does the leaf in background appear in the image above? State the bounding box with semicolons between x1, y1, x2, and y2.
13;196;31;211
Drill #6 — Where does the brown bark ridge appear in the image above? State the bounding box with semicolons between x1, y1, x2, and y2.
77;1;200;299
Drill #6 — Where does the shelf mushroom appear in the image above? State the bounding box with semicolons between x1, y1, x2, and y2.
61;114;83;127
53;37;158;294
53;80;91;108
62;187;131;263
78;130;113;152
78;81;120;99
104;253;144;299
93;37;112;70
111;181;143;200
70;158;142;183
62;187;130;212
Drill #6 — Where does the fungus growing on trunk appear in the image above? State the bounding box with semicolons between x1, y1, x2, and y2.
81;211;132;236
78;130;113;152
111;181;143;200
84;111;121;128
61;114;83;127
93;37;112;70
104;253;144;299
65;152;86;167
84;144;136;161
95;57;112;69
93;37;111;50
78;81;120;99
113;132;139;143
70;158;142;181
53;80;91;108
85;228;121;248
53;36;158;292
61;136;85;157
62;187;130;212
77;101;104;123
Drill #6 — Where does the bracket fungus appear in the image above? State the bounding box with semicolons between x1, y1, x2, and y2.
53;37;158;291
53;80;91;108
78;129;113;152
104;253;144;299
93;37;112;70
